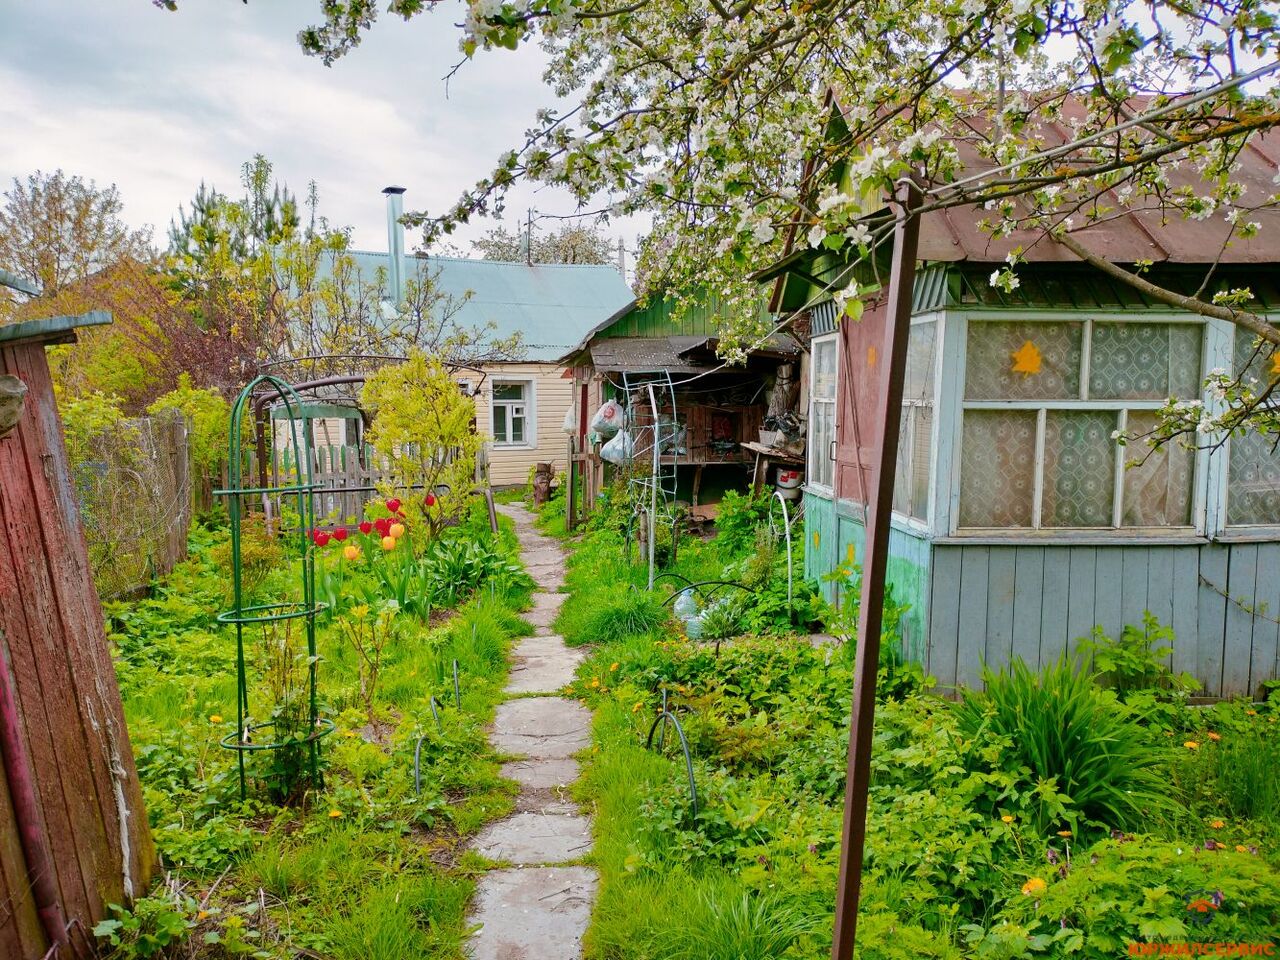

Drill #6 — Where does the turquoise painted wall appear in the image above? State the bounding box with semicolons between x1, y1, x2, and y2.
802;490;932;663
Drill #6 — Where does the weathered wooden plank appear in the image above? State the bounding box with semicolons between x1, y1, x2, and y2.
1197;544;1229;697
986;547;1017;674
1250;543;1280;699
1145;547;1176;669
1065;547;1097;658
927;546;962;689
1120;546;1151;631
1039;547;1071;666
1093;548;1124;642
956;546;989;689
1222;543;1260;697
1011;546;1044;669
1171;548;1200;680
0;750;46;960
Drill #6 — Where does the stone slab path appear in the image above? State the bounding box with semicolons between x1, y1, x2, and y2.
467;503;596;960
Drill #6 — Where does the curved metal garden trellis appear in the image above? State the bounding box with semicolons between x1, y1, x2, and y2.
216;375;334;800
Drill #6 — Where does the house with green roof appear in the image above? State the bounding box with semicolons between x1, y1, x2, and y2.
301;188;633;487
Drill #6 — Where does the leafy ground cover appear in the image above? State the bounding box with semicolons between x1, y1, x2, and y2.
98;499;533;959
542;490;1280;960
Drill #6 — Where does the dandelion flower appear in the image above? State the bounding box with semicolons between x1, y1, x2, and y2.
1021;877;1047;897
632;702;644;713
1236;845;1248;853
609;662;619;672
328;809;343;819
1184;740;1200;750
209;714;223;723
1207;731;1221;741
1211;819;1225;829
1057;830;1073;837
1001;815;1014;824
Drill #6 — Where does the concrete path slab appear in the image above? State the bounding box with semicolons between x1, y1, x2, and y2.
471;810;593;864
506;635;583;694
491;697;591;759
468;867;597;960
500;757;579;790
525;592;566;634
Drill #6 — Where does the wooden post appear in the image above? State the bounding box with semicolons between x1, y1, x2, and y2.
830;180;921;960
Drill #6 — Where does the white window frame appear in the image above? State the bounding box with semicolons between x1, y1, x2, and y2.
807;333;839;494
892;316;941;531
951;311;1208;537
490;378;536;449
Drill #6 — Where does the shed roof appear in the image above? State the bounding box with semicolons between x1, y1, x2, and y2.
0;311;112;347
339;251;634;362
830;94;1280;266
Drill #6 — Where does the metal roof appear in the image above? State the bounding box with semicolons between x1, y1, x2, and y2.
340;252;634;362
589;337;713;374
832;95;1280;265
0;268;40;296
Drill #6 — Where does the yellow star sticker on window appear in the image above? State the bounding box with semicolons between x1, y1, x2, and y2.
1011;340;1043;376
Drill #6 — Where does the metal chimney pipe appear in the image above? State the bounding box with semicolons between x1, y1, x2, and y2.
382;186;406;308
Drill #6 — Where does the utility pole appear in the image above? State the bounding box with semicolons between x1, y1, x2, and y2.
616;237;626;280
526;207;534;265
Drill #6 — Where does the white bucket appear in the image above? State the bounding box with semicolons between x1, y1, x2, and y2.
776;468;803;489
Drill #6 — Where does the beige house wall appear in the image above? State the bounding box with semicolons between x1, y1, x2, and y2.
463;362;575;488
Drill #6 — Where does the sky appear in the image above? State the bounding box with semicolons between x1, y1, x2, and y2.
0;1;647;261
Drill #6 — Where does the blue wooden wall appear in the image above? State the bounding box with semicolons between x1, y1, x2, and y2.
927;541;1280;698
803;491;932;663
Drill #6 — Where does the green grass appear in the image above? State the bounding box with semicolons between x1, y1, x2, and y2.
105;507;534;959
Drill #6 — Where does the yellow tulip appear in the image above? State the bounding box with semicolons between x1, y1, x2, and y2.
382;536;396;551
343;544;360;562
390;522;406;539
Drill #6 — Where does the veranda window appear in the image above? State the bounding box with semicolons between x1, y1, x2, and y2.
958;319;1202;530
893;321;936;521
808;334;838;490
1227;328;1280;526
492;381;531;446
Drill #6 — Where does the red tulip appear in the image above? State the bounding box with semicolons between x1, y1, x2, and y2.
374;517;390;535
424;493;436;507
385;498;401;513
314;532;331;547
358;521;373;535
333;527;348;541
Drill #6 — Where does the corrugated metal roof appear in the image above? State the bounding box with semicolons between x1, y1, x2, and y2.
833;95;1280;265
340;252;634;362
589;337;710;374
0;310;112;346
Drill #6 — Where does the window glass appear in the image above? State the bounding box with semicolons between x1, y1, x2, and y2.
959;410;1037;527
1122;411;1194;526
1227;330;1280;525
808;337;838;489
494;383;525;402
965;321;1083;400
1041;410;1116;527
493;406;509;443
892;322;936;520
1090;323;1202;399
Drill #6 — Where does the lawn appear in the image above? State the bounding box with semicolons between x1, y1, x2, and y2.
539;483;1280;960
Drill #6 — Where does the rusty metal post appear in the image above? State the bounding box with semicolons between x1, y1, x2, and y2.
830;179;922;960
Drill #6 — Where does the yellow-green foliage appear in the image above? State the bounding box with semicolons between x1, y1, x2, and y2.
361;351;481;538
59;390;134;467
147;373;230;476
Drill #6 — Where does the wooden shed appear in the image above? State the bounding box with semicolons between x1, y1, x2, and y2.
0;302;154;958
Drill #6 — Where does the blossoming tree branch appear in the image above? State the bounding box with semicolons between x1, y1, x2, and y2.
163;0;1280;440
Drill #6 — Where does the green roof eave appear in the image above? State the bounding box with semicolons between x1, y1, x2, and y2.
0;268;41;296
0;310;112;347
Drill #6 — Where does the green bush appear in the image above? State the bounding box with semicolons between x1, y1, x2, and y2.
954;657;1169;834
996;838;1280;957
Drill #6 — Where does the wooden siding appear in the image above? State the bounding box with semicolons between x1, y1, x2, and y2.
0;337;154;959
470;363;574;488
927;541;1280;697
803;490;932;662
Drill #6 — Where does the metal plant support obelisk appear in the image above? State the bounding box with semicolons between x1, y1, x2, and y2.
216;375;334;800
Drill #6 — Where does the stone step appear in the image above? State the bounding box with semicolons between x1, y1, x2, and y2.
471;809;592;865
490;697;591;760
501;757;579;791
468;866;597;960
505;635;583;694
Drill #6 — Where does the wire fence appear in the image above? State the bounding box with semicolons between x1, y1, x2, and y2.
72;409;191;598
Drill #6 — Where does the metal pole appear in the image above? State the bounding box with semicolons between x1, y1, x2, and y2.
646;383;659;590
830;180;922;960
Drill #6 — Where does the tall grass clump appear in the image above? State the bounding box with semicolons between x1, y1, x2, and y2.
645;883;818;960
1193;724;1280;827
580;589;669;643
954;656;1168;833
